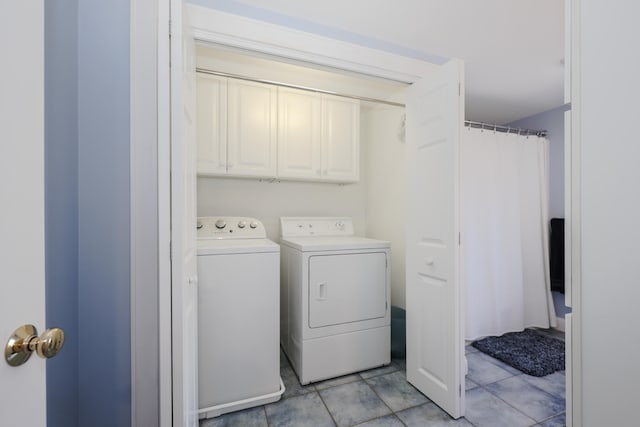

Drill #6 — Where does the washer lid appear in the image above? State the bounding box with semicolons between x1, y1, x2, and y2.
279;236;390;252
197;238;279;255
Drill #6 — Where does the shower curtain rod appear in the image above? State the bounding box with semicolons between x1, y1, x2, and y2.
196;68;406;108
464;120;547;137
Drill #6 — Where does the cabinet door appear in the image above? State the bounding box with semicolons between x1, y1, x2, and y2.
196;73;227;175
227;79;277;177
322;95;360;182
277;87;322;180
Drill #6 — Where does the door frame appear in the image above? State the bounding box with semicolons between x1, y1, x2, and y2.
132;3;582;425
565;0;582;424
130;0;172;425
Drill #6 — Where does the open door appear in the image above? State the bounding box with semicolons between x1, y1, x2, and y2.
170;0;199;425
405;59;465;418
0;1;47;424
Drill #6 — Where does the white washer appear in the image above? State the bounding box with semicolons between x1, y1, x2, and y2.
197;216;284;419
279;217;391;384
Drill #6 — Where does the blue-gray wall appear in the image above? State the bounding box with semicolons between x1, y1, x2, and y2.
509;104;569;219
46;1;131;426
45;1;79;425
77;0;131;425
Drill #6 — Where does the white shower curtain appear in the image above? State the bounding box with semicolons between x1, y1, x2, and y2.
462;127;556;340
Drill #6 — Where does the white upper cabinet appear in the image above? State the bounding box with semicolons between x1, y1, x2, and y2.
227;79;278;177
197;75;277;178
278;89;360;183
196;74;227;175
321;94;360;182
197;74;360;182
277;87;322;179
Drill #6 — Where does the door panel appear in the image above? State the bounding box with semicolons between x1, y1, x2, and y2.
308;253;387;328
227;80;277;177
406;59;465;418
322;95;360;181
277;87;322;179
171;1;198;425
196;73;227;175
0;1;46;424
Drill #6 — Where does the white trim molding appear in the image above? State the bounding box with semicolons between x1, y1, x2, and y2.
130;0;161;425
187;4;440;84
130;0;172;425
157;1;172;425
565;0;582;425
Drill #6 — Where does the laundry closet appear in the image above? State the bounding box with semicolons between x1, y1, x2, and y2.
195;44;408;307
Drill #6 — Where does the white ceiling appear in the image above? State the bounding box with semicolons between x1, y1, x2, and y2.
224;0;565;124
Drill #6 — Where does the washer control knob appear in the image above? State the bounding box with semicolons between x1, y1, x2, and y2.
214;219;226;229
335;220;345;231
237;221;247;229
249;221;258;229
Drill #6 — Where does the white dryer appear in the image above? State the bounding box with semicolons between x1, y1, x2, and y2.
279;217;391;384
197;217;284;419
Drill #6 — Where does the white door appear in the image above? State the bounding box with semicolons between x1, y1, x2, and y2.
0;1;47;425
170;0;199;425
405;59;465;418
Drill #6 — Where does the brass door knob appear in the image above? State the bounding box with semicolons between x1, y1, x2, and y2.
5;324;65;367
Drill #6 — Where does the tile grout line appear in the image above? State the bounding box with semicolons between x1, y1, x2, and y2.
359;374;402;426
262;405;272;427
315;388;341;427
477;382;542;425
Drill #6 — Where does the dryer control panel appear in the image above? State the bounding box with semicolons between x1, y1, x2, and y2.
197;216;266;239
280;217;355;237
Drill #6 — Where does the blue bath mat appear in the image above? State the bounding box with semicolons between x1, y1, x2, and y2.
472;329;565;377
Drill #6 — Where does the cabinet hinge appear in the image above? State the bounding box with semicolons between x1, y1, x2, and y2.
458;232;461;246
168;19;172;38
458;83;461;96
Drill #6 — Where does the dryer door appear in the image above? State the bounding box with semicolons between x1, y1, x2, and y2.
308;252;387;328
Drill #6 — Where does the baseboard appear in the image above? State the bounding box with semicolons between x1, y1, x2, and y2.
553;316;566;332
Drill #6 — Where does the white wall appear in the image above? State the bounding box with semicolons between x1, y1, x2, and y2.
578;1;640;424
197;177;368;240
362;105;407;308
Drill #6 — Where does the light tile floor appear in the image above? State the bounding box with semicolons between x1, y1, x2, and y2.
200;328;565;427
